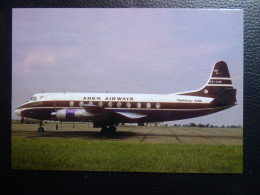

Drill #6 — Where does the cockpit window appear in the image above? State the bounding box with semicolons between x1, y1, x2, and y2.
30;97;37;101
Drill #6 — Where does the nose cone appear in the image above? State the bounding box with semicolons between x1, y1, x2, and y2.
14;108;22;116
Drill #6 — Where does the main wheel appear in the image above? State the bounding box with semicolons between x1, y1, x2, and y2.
108;126;117;134
100;126;107;135
100;125;117;136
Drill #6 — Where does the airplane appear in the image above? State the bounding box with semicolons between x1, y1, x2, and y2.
14;61;237;134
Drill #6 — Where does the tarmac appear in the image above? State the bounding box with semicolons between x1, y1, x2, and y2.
12;124;243;145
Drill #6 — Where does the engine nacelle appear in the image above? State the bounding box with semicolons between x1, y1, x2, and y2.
56;109;95;121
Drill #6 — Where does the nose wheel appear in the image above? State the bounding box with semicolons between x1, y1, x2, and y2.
38;120;44;132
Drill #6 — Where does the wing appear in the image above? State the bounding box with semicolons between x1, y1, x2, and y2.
83;104;106;113
115;112;147;119
83;104;147;121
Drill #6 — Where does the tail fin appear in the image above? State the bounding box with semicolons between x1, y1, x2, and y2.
178;61;236;99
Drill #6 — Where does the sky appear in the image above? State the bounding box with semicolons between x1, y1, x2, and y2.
12;8;243;126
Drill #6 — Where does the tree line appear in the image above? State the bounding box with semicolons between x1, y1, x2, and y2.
171;123;242;128
152;122;242;128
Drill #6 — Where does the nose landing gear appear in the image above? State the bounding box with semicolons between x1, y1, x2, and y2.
38;120;44;133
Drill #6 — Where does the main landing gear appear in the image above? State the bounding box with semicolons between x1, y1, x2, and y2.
38;120;44;133
100;125;117;136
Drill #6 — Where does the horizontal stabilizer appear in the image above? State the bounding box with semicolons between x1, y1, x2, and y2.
116;112;147;119
210;88;237;107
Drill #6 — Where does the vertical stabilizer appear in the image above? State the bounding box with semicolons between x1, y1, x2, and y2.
178;61;234;98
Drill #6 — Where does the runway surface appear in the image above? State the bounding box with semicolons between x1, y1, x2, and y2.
12;124;243;145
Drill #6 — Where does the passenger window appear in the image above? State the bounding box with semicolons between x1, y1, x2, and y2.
137;102;141;108
79;101;84;107
98;102;103;107
146;102;151;108
108;102;113;108
156;103;160;109
126;102;131;108
117;102;121;108
69;101;74;107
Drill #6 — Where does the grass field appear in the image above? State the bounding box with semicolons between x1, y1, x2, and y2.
11;137;242;173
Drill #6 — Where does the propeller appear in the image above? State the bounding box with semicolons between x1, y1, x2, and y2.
51;100;59;130
55;101;58;130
